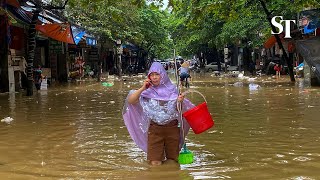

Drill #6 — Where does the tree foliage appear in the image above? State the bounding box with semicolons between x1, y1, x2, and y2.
64;0;141;41
136;8;173;58
166;0;320;56
60;0;173;58
54;0;319;59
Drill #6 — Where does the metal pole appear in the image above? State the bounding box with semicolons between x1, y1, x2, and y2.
173;49;180;95
173;49;186;150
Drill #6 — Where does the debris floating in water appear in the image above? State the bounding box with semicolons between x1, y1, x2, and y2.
1;117;14;124
102;82;114;87
249;83;261;91
41;161;46;166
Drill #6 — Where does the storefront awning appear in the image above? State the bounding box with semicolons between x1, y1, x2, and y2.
36;23;75;44
71;26;86;45
6;3;93;45
263;34;285;49
122;42;138;51
86;37;97;46
6;3;31;24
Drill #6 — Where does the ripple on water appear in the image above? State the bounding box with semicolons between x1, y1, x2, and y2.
275;160;289;164
293;156;312;162
289;176;315;180
189;166;239;179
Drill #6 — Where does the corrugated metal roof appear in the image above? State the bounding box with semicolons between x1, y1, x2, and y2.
6;4;32;24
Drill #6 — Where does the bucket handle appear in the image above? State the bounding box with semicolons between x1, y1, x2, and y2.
182;89;207;103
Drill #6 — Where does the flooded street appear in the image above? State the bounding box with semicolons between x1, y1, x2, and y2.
1;73;320;179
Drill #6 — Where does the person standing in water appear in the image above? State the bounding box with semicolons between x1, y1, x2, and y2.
178;60;191;88
274;63;282;78
33;65;43;91
123;62;194;165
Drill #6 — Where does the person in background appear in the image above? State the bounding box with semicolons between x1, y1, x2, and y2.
274;63;282;78
33;65;43;90
178;60;191;87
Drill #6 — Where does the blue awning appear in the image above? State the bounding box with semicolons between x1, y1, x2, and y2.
71;26;86;45
74;31;85;45
86;37;97;46
122;42;138;51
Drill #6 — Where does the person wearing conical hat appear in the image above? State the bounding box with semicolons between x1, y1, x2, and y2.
178;60;191;87
180;61;189;68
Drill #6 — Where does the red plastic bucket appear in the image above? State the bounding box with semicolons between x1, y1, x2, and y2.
183;102;214;134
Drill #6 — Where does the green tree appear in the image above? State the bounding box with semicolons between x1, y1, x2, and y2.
136;7;173;59
167;0;319;50
65;0;141;41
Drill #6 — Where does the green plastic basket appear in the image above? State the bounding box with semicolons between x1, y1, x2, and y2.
178;144;194;164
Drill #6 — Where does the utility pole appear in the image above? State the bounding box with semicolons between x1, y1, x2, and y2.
97;38;105;82
224;46;229;73
116;39;123;78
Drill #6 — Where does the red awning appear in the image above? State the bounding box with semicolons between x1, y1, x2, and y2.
264;36;277;49
263;33;285;49
36;23;75;44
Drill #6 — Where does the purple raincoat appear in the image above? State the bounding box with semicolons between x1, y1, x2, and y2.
123;62;195;152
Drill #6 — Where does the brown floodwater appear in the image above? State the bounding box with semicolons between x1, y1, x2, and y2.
0;73;320;179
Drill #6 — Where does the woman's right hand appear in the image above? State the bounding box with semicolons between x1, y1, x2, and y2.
142;78;151;90
128;79;149;104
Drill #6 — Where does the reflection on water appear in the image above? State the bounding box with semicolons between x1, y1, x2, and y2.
0;75;320;179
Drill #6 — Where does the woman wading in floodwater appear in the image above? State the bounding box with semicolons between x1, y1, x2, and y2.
123;62;194;165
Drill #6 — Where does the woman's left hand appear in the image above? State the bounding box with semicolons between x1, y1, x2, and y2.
177;94;185;102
